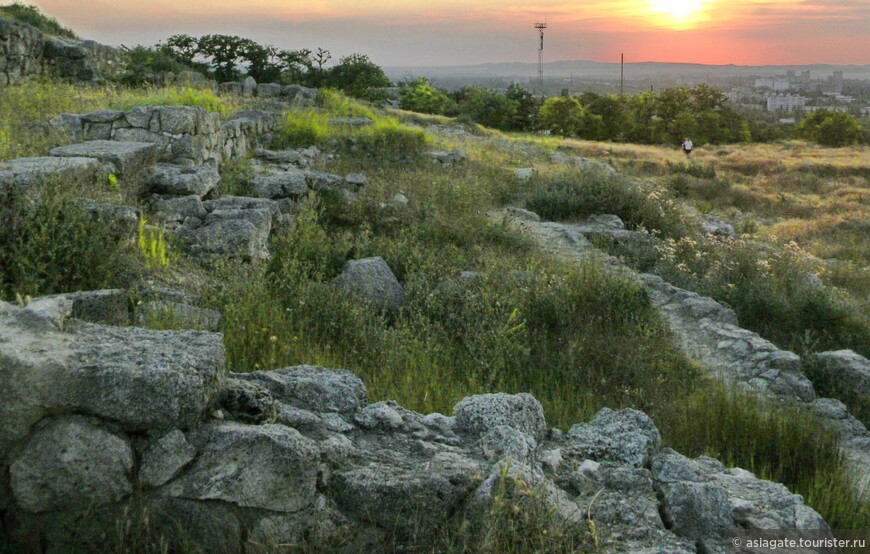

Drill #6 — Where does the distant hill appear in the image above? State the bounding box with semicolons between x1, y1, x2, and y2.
385;60;870;82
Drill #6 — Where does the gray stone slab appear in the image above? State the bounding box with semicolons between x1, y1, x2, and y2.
50;140;158;175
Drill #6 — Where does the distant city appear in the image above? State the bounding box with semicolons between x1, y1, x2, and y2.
385;62;870;123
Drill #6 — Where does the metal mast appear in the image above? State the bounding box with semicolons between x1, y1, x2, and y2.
535;22;547;94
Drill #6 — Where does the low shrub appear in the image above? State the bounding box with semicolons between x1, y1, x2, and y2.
525;171;689;238
0;183;138;300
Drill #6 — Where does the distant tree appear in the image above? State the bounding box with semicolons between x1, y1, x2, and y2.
327;54;391;100
197;34;249;82
276;49;313;84
458;87;518;130
163;34;199;65
538;96;586;136
308;47;332;87
581;93;628;141
797;110;864;147
399;78;457;115
506;84;541;131
625;91;659;144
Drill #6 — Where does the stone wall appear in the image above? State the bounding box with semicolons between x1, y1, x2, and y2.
0;17;126;87
49;106;282;165
0;296;829;553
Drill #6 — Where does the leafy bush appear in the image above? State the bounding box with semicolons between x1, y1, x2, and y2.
0;183;137;299
399;78;457;116
0;2;76;38
526;171;689;238
797;110;864;147
538;96;603;139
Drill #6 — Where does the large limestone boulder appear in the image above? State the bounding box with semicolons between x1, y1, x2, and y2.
808;350;870;404
9;416;133;513
564;408;661;468
235;365;367;416
0;156;103;189
332;451;482;535
0;301;225;451
161;422;320;513
147;162;221;197
333;257;406;313
50;140;158;176
250;168;308;199
453;392;547;441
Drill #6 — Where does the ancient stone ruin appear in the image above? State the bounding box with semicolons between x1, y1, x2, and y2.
0;297;829;553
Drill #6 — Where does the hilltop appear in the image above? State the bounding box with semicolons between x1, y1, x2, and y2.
0;8;869;553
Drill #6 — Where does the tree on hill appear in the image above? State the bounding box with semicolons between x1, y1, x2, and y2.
797;110;864;147
538;96;587;137
399;78;457;116
327;54;391;101
458;87;518;130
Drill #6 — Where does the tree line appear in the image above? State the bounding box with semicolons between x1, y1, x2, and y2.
117;32;865;147
399;79;866;147
120;34;391;101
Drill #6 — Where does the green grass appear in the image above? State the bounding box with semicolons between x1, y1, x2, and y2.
2;83;866;538
0;2;77;38
0;181;141;300
525;170;690;238
272;91;426;160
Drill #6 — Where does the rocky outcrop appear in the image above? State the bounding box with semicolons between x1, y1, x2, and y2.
0;18;126;87
0;294;831;553
500;207;870;497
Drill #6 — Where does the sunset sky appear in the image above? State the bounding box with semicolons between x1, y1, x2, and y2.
22;0;870;67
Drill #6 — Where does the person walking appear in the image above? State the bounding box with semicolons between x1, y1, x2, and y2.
681;138;694;157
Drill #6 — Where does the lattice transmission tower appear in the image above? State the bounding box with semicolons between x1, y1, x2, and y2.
534;22;548;94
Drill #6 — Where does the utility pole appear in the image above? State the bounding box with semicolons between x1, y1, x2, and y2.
620;53;624;95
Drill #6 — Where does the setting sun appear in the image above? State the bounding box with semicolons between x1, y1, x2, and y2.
648;0;711;28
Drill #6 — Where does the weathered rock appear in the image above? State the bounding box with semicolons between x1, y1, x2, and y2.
37;289;129;326
808;350;870;404
478;425;537;464
162;421;319;513
0;155;103;188
235;366;367;416
10;416;133;513
505;206;541;221
0;302;225;450
467;461;583;532
153;194;207;223
139;429;197;488
333;257;406;313
453;392;547;441
427;150;468;165
332;451;482;534
242;76;258;97
256;83;283;97
250;168;308;199
147;163;221;197
218;378;278;424
50;140;158;176
565;408;661;467
355;401;405;430
184;217;270;261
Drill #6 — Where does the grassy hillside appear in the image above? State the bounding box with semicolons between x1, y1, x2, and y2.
1;81;868;530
